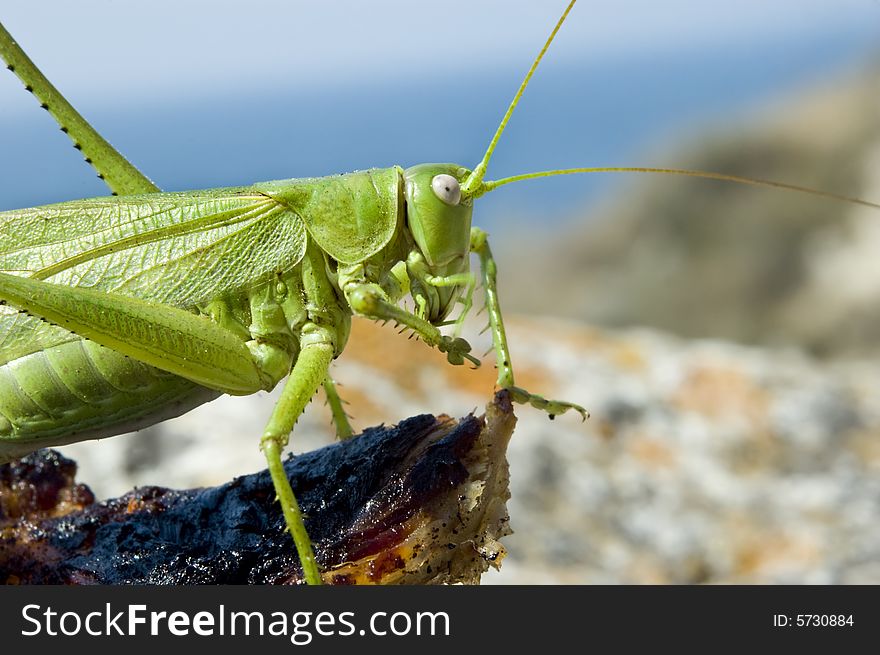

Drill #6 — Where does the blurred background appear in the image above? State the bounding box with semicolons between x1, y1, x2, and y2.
2;0;880;583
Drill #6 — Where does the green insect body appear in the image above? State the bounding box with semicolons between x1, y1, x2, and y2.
0;0;598;585
0;164;479;457
6;0;872;585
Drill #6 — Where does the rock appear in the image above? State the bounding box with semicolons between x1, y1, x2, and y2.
55;317;880;583
2;393;514;585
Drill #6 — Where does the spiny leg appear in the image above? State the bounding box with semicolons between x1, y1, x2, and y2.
322;376;353;440
0;21;157;195
260;329;335;585
345;283;479;367
470;227;588;420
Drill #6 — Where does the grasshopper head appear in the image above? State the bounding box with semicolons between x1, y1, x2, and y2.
401;2;580;322
404;163;474;321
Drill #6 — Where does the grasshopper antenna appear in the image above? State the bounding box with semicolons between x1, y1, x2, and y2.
456;0;880;212
478;166;880;210
461;0;577;199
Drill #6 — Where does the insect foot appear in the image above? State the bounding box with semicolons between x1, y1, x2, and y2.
439;335;480;367
506;385;589;421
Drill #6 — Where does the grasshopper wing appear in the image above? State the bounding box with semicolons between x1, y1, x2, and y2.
0;189;307;365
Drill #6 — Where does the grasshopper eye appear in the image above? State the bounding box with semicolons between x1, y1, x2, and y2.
431;174;461;206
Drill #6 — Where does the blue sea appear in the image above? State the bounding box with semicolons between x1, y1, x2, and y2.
1;27;877;230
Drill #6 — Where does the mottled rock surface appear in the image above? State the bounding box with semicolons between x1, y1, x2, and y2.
57;317;880;584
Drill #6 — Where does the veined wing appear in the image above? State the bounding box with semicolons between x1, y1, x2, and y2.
0;188;307;366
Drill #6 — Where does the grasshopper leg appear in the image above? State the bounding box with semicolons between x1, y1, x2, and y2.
322;376;354;440
470;227;588;420
0;272;266;395
260;325;336;585
423;272;476;336
0;21;157;196
345;282;480;368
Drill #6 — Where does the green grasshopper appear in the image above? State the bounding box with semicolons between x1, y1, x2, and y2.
1;1;877;586
0;2;594;585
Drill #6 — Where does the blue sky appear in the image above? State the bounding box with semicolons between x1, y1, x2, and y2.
2;0;879;221
2;1;878;102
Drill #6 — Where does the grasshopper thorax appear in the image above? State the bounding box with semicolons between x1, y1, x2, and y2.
403;163;473;321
